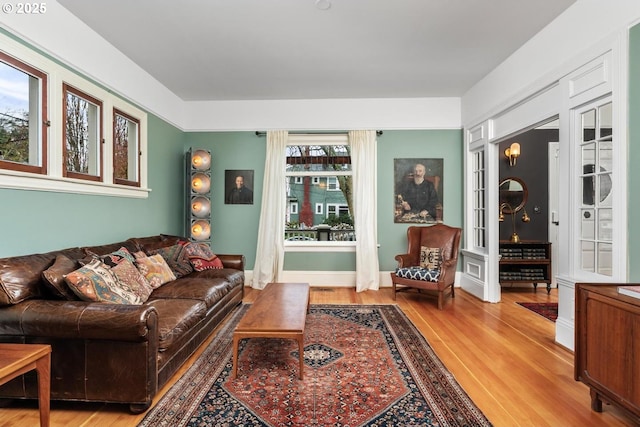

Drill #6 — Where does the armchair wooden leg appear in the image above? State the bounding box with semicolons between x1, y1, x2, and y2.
437;292;444;310
451;284;455;298
392;282;397;300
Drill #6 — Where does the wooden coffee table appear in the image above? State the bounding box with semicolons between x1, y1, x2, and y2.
232;282;310;379
0;343;51;427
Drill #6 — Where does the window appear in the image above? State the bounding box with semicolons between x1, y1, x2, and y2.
113;109;140;187
0;36;149;198
285;136;354;242
578;100;613;276
63;84;103;181
289;202;298;214
327;176;340;190
0;51;47;174
472;150;486;248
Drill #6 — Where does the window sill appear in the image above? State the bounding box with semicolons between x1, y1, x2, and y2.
284;241;356;252
0;170;150;198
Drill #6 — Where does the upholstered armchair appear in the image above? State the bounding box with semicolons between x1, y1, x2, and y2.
390;224;462;309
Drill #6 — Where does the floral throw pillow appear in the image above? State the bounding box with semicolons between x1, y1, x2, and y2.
419;246;442;270
64;259;138;304
110;258;153;303
183;242;224;271
147;244;193;278
135;254;177;288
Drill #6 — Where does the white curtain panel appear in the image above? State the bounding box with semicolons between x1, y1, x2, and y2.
251;130;288;289
349;130;380;292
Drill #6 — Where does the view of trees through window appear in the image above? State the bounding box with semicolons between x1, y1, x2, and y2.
285;143;355;241
0;59;35;166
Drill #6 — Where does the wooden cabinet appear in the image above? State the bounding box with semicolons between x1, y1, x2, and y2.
499;241;552;293
575;284;640;424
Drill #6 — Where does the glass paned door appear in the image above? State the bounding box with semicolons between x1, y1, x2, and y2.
578;100;613;276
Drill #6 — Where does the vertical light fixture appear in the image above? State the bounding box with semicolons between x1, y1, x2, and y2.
186;148;212;243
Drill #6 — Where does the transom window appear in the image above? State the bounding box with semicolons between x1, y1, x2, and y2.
0;51;47;174
63;83;103;181
113;109;140;187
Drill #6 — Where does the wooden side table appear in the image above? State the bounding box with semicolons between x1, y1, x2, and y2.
0;344;52;427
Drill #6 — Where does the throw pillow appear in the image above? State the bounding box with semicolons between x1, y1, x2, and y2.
64;259;135;304
41;254;80;300
183;242;223;271
135;254;177;288
87;247;136;268
110;258;153;303
419;246;442;270
147;244;193;278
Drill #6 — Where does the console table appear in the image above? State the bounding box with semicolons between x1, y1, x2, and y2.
575;283;640;424
0;343;51;427
499;241;552;293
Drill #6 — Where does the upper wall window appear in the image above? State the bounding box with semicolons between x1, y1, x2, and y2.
0;51;47;174
63;84;103;181
0;34;149;198
113;109;140;187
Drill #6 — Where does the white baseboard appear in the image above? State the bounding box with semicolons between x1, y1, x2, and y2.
243;270;462;289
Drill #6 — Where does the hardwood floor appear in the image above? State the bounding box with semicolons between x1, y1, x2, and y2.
1;286;636;426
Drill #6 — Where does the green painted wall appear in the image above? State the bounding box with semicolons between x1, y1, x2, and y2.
0;113;186;257
188;129;464;272
629;24;640;280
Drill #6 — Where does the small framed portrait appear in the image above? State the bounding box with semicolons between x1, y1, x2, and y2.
225;169;254;205
394;158;443;223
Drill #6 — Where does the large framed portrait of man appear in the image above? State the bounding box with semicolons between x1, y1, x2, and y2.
225;169;254;205
394;158;443;223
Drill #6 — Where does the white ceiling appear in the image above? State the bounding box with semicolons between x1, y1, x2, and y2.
58;0;576;102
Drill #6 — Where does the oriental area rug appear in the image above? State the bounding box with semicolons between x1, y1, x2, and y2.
516;302;558;322
139;304;492;427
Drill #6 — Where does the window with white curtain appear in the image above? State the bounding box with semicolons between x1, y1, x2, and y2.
284;134;355;242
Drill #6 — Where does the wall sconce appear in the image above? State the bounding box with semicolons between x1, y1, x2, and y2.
504;142;521;166
186;148;212;243
499;202;530;242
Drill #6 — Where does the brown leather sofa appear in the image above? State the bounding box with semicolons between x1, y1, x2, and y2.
0;234;244;413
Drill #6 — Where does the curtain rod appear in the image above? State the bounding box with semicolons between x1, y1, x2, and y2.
255;130;383;137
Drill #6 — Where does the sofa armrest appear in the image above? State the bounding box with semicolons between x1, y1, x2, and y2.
0;300;158;342
218;254;245;271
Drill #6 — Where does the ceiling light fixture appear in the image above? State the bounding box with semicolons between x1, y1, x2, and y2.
315;0;331;11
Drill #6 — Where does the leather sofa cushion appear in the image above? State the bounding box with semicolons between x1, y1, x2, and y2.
0;247;85;306
149;277;233;309
146;298;207;351
187;268;244;287
81;240;139;257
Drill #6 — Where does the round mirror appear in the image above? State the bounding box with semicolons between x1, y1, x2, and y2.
499;177;527;213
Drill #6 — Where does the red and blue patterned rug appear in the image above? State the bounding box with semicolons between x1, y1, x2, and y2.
516;302;558;322
139;304;492;427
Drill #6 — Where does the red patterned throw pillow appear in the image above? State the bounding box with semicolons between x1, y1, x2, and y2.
183;242;223;271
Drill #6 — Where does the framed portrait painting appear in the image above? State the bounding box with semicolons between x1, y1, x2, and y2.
224;169;254;205
394;158;443;223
